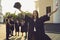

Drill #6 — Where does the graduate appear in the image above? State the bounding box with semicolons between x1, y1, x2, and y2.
15;19;20;36
20;18;28;39
14;2;28;40
32;7;58;40
6;16;11;40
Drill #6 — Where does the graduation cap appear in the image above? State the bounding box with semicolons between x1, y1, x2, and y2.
14;2;21;10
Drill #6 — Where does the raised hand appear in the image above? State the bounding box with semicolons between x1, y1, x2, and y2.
49;3;59;16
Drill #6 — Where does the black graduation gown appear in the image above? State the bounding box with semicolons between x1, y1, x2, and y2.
25;15;34;32
26;16;34;40
6;19;11;40
35;15;50;40
6;18;11;34
15;21;20;32
20;15;28;32
29;20;34;40
10;20;14;31
21;22;28;32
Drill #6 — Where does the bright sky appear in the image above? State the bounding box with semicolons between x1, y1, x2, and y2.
1;0;36;15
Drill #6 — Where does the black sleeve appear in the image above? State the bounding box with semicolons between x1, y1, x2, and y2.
40;15;50;22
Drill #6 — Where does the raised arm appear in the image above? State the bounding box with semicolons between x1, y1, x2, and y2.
49;8;58;16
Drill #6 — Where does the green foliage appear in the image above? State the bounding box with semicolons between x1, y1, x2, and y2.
4;11;32;20
3;12;11;18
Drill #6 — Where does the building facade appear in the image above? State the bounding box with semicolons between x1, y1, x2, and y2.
0;0;3;23
53;0;60;23
35;0;60;23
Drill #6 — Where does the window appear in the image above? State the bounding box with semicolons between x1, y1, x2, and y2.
46;6;51;14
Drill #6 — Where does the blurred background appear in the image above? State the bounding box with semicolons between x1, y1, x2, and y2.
0;0;60;23
0;0;60;40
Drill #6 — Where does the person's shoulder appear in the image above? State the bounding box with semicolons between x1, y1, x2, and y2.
38;15;47;19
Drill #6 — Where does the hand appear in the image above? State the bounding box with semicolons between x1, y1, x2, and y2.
56;1;59;10
49;7;58;16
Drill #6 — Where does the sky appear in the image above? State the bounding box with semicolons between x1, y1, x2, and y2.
1;0;36;15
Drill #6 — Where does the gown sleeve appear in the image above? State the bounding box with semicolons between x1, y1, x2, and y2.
40;15;50;22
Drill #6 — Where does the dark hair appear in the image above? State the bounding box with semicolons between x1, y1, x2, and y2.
33;10;38;19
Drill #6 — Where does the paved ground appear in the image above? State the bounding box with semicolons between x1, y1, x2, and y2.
0;24;60;40
0;24;6;40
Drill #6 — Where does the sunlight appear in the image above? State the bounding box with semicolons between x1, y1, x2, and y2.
1;0;36;15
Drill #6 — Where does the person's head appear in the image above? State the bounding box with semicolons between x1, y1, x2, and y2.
33;10;38;19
